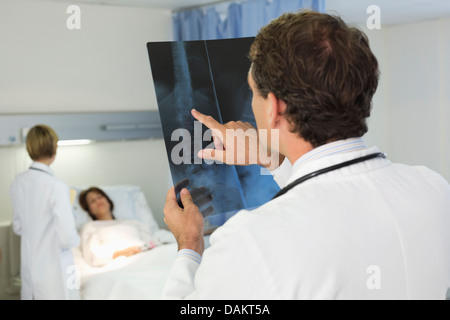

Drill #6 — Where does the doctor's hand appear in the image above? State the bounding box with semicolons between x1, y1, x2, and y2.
191;109;284;170
174;178;214;217
164;186;205;255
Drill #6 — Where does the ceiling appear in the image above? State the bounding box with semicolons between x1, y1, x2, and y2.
46;0;227;10
46;0;450;24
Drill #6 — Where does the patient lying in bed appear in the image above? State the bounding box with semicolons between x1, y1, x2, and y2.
79;187;162;267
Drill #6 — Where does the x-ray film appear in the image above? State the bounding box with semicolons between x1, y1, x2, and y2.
147;38;280;231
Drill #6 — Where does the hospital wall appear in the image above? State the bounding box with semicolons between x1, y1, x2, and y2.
0;0;172;113
362;18;450;182
0;0;173;227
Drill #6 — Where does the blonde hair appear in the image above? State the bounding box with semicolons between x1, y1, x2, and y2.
26;125;59;161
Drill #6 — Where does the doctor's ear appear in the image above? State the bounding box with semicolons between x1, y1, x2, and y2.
267;92;286;129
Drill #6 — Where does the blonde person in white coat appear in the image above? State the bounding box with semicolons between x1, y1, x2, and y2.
10;125;80;300
162;11;450;300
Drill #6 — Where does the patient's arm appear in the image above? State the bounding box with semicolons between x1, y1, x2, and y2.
113;246;141;259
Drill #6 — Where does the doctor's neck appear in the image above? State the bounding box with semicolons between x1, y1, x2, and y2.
278;131;314;165
34;154;56;167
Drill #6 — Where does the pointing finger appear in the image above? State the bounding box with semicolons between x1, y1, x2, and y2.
198;148;225;163
191;109;225;134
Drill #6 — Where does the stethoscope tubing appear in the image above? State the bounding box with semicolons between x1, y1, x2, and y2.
272;152;387;200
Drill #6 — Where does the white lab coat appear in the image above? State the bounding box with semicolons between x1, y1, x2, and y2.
10;162;80;300
162;146;450;299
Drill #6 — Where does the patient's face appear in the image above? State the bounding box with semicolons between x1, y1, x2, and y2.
86;191;112;220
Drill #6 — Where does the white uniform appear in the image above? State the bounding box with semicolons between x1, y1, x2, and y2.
162;138;450;299
10;162;80;300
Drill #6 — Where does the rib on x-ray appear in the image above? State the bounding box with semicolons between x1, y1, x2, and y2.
147;38;280;231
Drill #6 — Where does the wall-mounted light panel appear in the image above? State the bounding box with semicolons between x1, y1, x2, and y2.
0;111;163;146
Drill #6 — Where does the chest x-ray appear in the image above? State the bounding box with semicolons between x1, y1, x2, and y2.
147;37;280;231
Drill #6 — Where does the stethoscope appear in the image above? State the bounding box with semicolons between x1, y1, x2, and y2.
272;152;386;200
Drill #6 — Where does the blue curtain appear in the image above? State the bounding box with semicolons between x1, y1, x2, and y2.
173;0;326;41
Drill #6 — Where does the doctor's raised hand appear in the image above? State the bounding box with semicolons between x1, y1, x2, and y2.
191;109;284;171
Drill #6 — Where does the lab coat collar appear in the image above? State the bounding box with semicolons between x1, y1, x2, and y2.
292;137;367;170
286;144;389;186
30;161;54;176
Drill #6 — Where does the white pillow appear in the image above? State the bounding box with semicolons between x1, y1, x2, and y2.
70;185;159;233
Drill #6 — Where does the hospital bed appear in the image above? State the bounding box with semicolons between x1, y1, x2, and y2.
70;185;178;300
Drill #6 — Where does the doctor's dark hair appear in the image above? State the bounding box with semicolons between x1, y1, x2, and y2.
249;11;379;148
26;125;59;161
79;187;116;221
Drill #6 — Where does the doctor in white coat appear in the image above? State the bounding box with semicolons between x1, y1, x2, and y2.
162;11;450;300
10;125;80;300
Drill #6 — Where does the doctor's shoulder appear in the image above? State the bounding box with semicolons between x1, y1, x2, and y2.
417;165;450;187
10;169;31;186
9;170;32;196
392;162;450;193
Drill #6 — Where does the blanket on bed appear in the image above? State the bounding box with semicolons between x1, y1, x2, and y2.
80;220;168;267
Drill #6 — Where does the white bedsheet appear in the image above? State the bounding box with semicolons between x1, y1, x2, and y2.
80;219;158;267
74;219;178;300
73;241;178;300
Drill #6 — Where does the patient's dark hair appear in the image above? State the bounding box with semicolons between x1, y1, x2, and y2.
249;11;379;147
79;187;116;220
